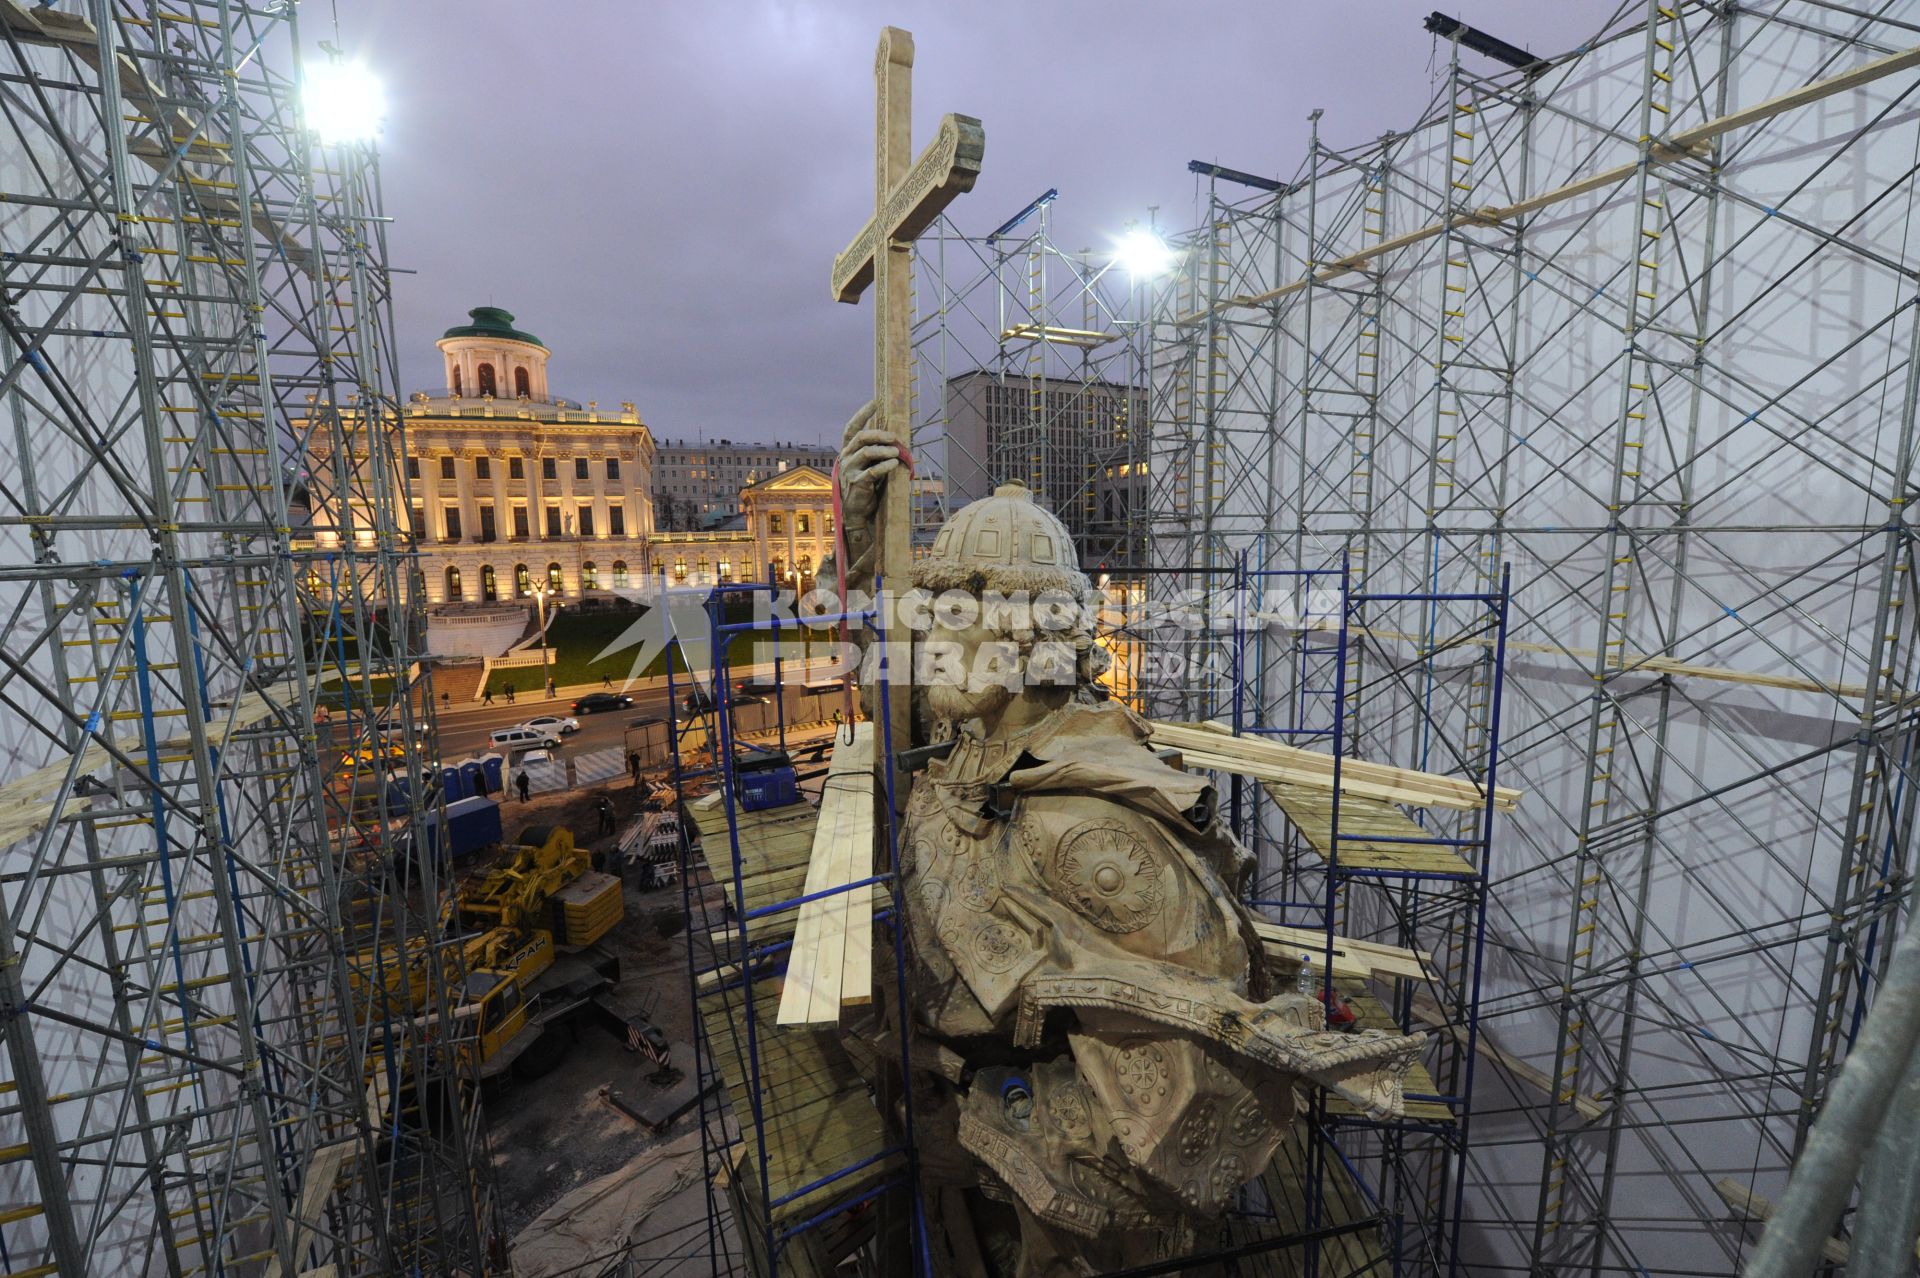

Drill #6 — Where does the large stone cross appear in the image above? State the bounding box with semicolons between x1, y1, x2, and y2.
830;25;982;776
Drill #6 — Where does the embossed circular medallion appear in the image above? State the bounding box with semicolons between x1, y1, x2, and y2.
1176;1098;1220;1166
1209;1151;1247;1203
954;850;1000;912
971;920;1025;973
1113;1037;1173;1116
1047;1082;1093;1140
1050;819;1163;933
1227;1092;1269;1147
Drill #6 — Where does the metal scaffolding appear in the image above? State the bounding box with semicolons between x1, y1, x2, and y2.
1147;2;1920;1272
0;2;493;1274
912;198;1154;571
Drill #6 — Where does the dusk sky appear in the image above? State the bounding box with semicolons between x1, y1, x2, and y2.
327;2;1597;449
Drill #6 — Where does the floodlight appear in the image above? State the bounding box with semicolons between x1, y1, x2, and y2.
302;60;385;145
1113;228;1175;279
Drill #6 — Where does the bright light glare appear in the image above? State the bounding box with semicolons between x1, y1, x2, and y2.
303;60;385;145
1113;228;1175;278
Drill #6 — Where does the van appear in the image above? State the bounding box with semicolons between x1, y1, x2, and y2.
489;726;560;752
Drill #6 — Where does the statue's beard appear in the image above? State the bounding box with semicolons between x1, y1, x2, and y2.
925;678;1015;725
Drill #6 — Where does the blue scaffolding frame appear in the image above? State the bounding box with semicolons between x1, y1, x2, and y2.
1226;552;1511;1277
668;577;931;1278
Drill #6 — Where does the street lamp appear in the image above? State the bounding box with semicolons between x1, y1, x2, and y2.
531;585;561;698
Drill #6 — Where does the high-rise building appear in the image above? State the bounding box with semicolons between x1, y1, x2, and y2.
939;369;1149;569
651;437;836;529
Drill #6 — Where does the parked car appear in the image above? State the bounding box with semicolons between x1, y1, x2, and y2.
572;692;634;714
518;747;558;768
489;726;560;753
520;713;579;736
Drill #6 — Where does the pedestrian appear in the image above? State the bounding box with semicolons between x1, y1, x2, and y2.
546;677;557;698
505;682;516;705
627;750;641;783
515;770;530;803
482;686;494;706
597;796;616;835
601;672;612;689
440;690;450;711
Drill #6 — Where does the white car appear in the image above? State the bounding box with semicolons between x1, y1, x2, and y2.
519;714;579;736
519;747;558;768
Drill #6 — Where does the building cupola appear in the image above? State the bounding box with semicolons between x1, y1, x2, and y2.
436;306;552;402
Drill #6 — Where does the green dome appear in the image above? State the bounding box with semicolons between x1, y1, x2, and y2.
441;306;545;348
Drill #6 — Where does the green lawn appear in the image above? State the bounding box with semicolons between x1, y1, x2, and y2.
316;673;397;714
480;607;833;694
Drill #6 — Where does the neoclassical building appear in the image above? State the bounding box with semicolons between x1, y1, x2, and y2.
403;307;657;608
638;463;837;592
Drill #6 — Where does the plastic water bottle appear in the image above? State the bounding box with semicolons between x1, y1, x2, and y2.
1296;953;1317;997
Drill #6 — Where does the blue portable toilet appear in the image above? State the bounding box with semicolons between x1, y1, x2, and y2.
480;753;505;795
458;759;485;801
385;769;412;812
440;765;464;802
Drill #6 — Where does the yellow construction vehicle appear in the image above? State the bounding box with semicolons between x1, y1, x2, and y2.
349;824;667;1092
459;823;624;947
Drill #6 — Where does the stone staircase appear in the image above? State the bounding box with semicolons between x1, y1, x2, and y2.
428;660;486;706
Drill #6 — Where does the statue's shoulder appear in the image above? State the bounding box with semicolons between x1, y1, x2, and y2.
1010;701;1217;834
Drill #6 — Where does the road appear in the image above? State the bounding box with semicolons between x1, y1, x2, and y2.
430;683;844;768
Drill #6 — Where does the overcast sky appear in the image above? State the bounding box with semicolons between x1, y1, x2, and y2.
324;1;1599;448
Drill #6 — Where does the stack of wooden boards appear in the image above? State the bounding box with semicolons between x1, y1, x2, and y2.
1146;719;1520;813
1147;720;1521;877
777;724;876;1025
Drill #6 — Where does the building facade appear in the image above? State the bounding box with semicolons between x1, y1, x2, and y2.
652;437;836;529
941;369;1148;569
646;464;837;592
401;307;657;607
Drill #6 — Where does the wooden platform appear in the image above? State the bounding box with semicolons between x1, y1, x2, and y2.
685;788;899;1274
1320;984;1454;1125
1264;781;1479;877
686;792;820;943
1232;1125;1390;1277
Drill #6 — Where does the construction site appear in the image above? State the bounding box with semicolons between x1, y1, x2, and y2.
2;1;1919;1276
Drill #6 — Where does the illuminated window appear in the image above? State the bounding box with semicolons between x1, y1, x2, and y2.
445;565;463;601
582;562;598;591
717;558;732;582
481;564;498;601
547;562;563;593
797;514;810;535
612;560;629;589
673;556;688;581
514;564;530;597
769;513;783;535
